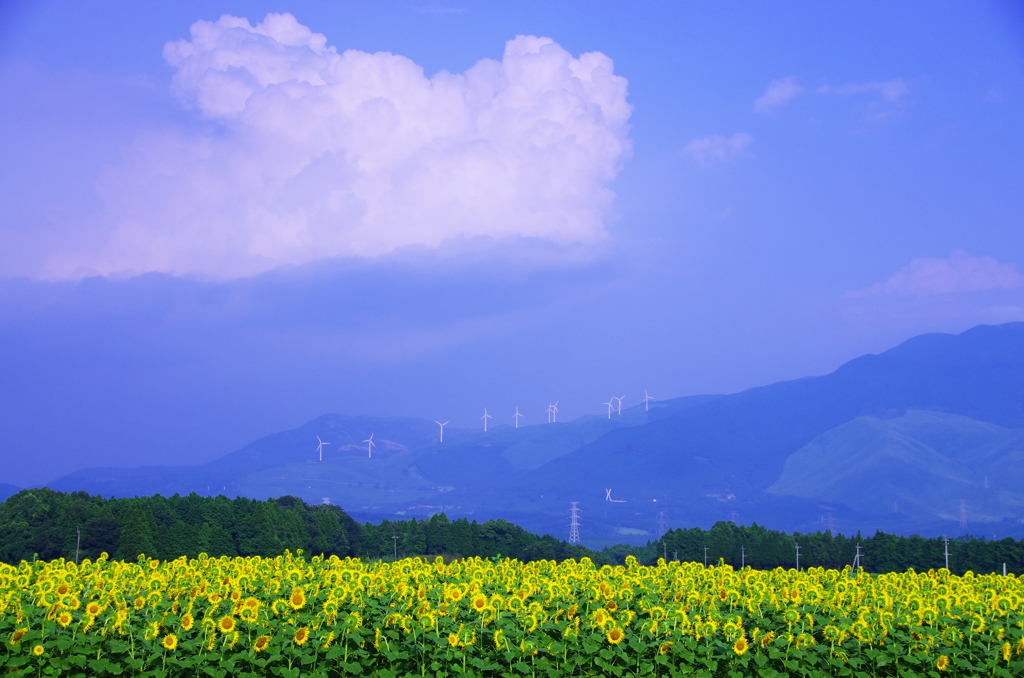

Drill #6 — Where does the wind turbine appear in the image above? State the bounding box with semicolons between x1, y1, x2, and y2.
316;435;329;462
513;407;524;429
363;433;376;458
481;408;493;432
615;395;625;415
643;390;654;411
546;401;559;423
435;420;449;442
603;400;614;419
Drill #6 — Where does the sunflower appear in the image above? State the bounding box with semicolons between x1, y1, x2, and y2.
32;645;44;656
658;641;674;655
447;632;459;647
471;594;488;612
1003;642;1012;663
289;588;306;610
272;599;288;615
606;600;618;612
218;616;236;634
606;627;625;645
162;634;178;651
253;635;271;653
733;637;749;656
293;627;310;646
936;655;950;671
133;597;146;610
493;629;504;649
57;611;73;627
759;631;776;648
449;587;465;603
85;602;101;617
180;613;194;631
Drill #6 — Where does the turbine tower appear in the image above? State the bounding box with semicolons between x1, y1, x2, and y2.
643;390;654;411
546;400;559;423
513;407;524;429
316;435;330;462
481;408;493;432
363;433;376;459
603;400;614;419
615;395;625;415
435;420;449;443
568;502;581;544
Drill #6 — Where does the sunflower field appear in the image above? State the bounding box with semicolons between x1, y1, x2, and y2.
2;551;1023;678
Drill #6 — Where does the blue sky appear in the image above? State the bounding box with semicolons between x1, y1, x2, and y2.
1;1;1023;487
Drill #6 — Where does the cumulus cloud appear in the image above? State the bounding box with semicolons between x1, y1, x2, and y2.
848;251;1024;297
47;13;632;278
818;78;908;122
682;133;752;164
754;77;803;113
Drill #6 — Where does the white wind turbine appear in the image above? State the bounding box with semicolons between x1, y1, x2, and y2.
547;400;559;423
363;433;376;458
603;400;614;419
643;390;654;411
435;420;449;442
615;395;626;415
481;408;493;432
513;407;524;429
316;435;330;462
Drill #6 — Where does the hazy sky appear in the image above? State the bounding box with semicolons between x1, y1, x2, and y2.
2;1;1023;487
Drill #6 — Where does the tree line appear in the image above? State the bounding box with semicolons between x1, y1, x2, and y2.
645;521;1024;576
2;488;1022;574
0;489;594;565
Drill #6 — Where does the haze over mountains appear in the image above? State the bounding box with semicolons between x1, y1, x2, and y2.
43;322;1024;546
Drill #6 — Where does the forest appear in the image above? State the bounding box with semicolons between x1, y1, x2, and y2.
2;488;1023;575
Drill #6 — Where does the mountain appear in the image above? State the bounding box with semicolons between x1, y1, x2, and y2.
45;322;1024;545
0;484;19;503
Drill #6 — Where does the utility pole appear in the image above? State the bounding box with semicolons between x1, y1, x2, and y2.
741;546;746;569
851;543;862;574
75;527;81;565
703;546;709;568
568;502;581;544
391;535;399;561
663;540;667;562
943;536;951;570
795;542;801;571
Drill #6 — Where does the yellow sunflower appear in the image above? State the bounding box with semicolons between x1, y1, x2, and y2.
293;627;310;646
253;635;271;653
57;611;73;628
162;634;178;651
659;641;674;655
471;594;488;613
32;645;44;656
85;602;101;617
289;588;306;610
936;655;950;672
733;637;750;656
606;627;625;645
180;613;194;631
218;616;236;634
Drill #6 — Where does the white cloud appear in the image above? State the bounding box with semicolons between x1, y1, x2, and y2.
818;78;908;123
46;14;632;278
682;133;752;164
849;251;1024;297
818;79;908;103
754;77;803;113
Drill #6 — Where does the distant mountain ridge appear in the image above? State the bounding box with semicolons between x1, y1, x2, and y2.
47;322;1024;545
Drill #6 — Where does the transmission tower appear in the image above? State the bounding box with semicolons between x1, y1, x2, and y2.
959;500;968;531
656;511;666;538
795;542;801;571
568;502;581;544
943;536;951;570
851;543;862;574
